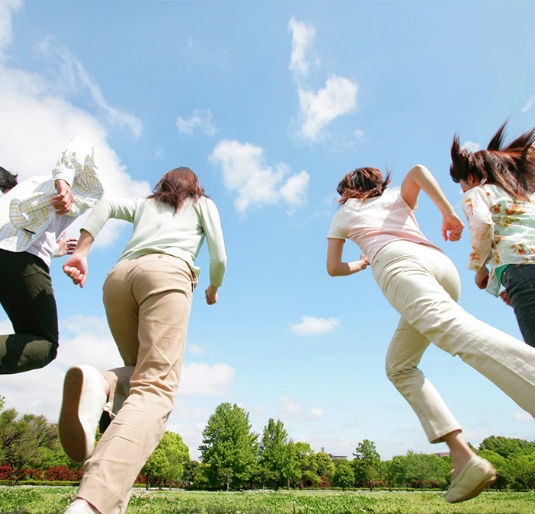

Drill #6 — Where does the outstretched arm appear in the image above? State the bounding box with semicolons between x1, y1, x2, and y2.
62;197;132;287
63;229;94;288
401;164;464;242
327;238;369;277
202;199;227;306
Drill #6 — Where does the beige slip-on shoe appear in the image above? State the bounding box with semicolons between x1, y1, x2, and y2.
444;455;497;503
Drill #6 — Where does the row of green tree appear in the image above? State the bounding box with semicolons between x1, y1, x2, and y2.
1;396;535;491
191;403;535;491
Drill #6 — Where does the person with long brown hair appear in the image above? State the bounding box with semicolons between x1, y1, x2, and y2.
450;122;535;347
59;167;227;514
327;164;535;503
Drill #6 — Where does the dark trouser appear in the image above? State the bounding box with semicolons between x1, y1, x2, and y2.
502;264;535;348
0;249;59;374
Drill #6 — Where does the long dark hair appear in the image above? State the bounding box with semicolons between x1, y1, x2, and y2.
337;167;391;204
450;122;535;202
148;167;208;212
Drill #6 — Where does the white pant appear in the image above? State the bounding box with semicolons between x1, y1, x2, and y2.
372;240;535;443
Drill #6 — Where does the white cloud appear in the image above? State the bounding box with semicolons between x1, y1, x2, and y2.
354;129;364;139
289;316;340;336
61;314;109;334
395;425;419;434
0;363;65;421
0;69;150;245
0;313;236;440
37;37;142;139
297;77;358;141
279;171;310;205
279;396;324;422
57;315;123;370
288;17;359;143
209;139;309;213
0;314;123;421
183;36;228;70
155;146;165;161
187;343;205;355
281;396;304;417
461;141;480;152
178;362;235;396
512;410;534;423
522;94;535;113
310;408;324;419
177;109;217;137
288;17;316;81
166;419;207;461
0;67;146;197
296;433;355;458
0;0;21;60
343;418;360;428
251;404;267;421
0;312;236;469
168;399;212;422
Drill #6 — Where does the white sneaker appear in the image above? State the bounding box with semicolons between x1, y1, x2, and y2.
59;365;107;463
64;499;99;513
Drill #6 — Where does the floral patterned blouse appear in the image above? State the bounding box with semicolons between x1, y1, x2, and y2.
462;184;535;296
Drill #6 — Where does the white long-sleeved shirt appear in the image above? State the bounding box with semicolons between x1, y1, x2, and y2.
0;136;104;266
82;196;227;287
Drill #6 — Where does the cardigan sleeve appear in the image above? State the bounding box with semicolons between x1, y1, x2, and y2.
81;197;138;239
462;187;494;271
200;198;227;288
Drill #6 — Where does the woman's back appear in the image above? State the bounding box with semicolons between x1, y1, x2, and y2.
83;195;226;282
122;197;214;262
328;187;437;264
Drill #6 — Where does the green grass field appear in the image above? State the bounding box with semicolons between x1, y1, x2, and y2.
1;487;535;514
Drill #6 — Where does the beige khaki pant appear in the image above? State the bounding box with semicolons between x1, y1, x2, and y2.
373;240;535;443
78;254;195;514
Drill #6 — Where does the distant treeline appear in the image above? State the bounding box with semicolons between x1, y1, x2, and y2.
1;396;534;491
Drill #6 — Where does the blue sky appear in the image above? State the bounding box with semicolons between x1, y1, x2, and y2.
1;0;534;461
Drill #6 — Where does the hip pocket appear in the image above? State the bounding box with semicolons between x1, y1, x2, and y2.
191;270;199;291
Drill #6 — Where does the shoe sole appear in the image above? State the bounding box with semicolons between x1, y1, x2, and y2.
446;468;497;503
455;474;497;503
59;367;88;463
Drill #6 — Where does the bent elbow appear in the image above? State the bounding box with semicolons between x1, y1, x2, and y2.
326;263;338;277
